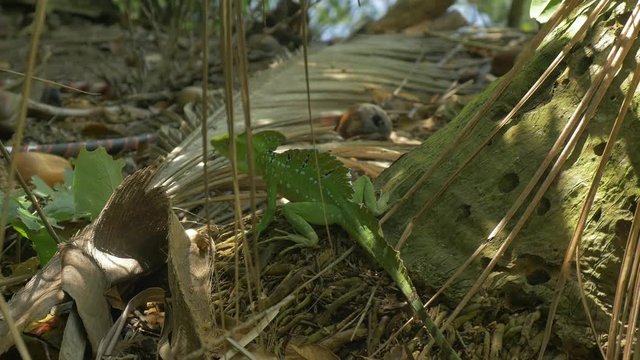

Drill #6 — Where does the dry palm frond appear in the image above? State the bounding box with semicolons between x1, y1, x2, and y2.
150;33;490;203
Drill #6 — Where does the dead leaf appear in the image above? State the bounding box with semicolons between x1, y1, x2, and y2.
285;343;340;360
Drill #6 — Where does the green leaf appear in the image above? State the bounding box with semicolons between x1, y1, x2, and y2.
43;190;75;221
63;167;74;188
14;218;58;265
32;177;54;198
12;202;60;265
16;207;44;232
14;194;32;209
27;228;57;264
530;0;562;23
4;174;71;265
0;194;21;223
12;223;29;239
73;147;125;219
31;172;76;221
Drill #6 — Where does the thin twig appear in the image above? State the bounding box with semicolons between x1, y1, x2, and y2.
0;1;50;358
234;0;261;314
0;68;101;95
300;0;334;252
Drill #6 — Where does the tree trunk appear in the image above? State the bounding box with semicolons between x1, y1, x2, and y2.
366;0;454;33
377;2;640;356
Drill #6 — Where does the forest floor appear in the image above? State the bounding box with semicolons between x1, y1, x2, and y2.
0;3;553;360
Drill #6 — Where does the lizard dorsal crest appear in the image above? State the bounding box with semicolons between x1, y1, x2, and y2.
277;149;354;201
253;131;286;153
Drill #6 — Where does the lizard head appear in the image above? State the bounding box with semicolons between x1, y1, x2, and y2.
211;130;286;173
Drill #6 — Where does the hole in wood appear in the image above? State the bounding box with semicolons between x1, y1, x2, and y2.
526;269;551;285
456;204;471;221
537;197;551;216
498;172;519;193
593;142;606;156
592;207;602;223
615;219;632;245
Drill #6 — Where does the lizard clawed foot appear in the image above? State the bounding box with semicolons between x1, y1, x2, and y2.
259;229;320;255
352;175;390;216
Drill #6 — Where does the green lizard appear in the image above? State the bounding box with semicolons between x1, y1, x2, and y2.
212;130;460;359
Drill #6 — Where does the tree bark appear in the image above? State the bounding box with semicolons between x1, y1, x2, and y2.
377;2;640;355
366;0;454;33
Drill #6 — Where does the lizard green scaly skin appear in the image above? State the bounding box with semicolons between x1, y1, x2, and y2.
212;131;460;359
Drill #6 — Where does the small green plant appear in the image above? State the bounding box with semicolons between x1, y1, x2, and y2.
1;148;125;265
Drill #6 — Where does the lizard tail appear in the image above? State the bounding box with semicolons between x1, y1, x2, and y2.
343;204;460;359
376;241;460;360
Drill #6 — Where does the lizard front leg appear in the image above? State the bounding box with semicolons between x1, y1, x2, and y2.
267;202;344;251
254;177;278;237
351;176;389;216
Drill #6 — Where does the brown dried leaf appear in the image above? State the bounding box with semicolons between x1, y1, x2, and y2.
285;343;340;360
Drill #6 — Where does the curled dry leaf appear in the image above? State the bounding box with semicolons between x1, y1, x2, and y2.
15;151;71;186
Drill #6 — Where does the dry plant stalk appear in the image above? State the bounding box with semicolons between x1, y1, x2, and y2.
0;1;50;359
